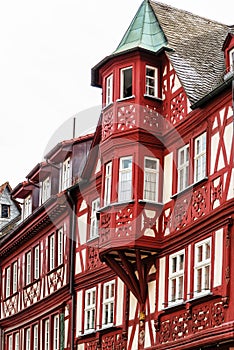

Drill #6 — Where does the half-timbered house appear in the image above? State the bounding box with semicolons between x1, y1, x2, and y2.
0;0;234;349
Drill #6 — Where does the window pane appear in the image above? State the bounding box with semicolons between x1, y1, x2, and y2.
104;162;112;205
119;157;132;201
58;228;63;266
121;67;132;98
1;204;10;218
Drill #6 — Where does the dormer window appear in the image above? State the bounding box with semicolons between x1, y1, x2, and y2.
228;47;234;72
145;65;158;98
23;195;32;220
41;177;51;204
61;157;71;191
1;204;10;218
106;74;113;106
120;67;132;99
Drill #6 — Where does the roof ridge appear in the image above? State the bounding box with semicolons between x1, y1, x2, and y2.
150;0;230;27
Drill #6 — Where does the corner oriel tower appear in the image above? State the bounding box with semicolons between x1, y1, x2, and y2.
92;1;171;347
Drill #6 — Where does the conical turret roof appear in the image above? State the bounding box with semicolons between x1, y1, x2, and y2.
114;0;167;54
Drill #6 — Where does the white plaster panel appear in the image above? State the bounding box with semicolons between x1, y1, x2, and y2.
224;123;233;162
187;245;191;299
163;153;173;203
116;278;124;326
214;229;223;287
158;257;166;311
77;214;87;245
129;292;138;320
76;290;83;337
227;168;234;200
210;133;219;175
148;281;156;314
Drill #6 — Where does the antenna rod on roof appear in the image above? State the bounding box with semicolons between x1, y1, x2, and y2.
73;116;76;139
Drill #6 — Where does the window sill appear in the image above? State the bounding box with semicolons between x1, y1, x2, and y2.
3;292;19;302
47;263;64;275
144;94;162;102
87;235;99;243
116;95;135;102
99;200;135;213
23;278;40;289
102;102;114;112
171;177;208;199
138;199;163;206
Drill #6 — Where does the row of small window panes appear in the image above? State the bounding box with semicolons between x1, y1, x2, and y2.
103;156;160;207
5;228;64;298
84;280;115;332
7;315;60;350
168;238;211;305
105;65;158;105
103;132;206;207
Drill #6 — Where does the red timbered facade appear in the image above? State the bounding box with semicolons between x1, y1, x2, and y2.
0;1;234;349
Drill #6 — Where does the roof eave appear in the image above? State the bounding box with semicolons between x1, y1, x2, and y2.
191;75;233;109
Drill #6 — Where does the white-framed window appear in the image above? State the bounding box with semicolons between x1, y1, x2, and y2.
49;228;64;271
25;328;30;350
118;156;132;202
178;145;189;192
104;162;112;206
145;65;158;98
53;315;59;350
143;157;159;202
5;266;10;298
106;74;113;105
84;287;96;332
228;47;234;71
49;234;55;271
120;66;132;99
44;319;50;350
34;245;40;280
33;325;38;350
15;333;19;350
194;238;211;296
61;157;71;191
90;198;100;239
12;261;18;294
23;195;32;220
194;132;206;183
8;335;13;350
41;176;51;204
26;251;32;285
102;280;115;326
58;228;63;266
168;250;185;305
1;204;10;218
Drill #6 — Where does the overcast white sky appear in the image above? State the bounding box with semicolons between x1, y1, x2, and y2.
0;0;233;188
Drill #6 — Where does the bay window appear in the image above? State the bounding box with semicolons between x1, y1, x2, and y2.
104;162;112;206
145;65;158;98
144;157;159;202
118;156;132;202
120;66;132;99
106;74;113;105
